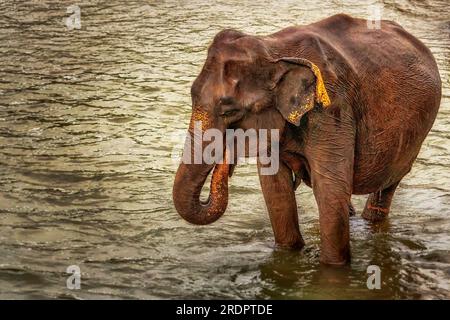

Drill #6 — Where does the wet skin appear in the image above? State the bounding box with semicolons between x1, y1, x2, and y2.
172;14;442;265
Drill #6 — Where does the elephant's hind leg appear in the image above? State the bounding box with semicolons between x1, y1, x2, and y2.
362;182;399;222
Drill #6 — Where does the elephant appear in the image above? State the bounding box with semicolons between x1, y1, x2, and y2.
172;14;441;265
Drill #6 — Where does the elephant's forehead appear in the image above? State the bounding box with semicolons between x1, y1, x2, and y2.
208;38;264;64
208;48;254;66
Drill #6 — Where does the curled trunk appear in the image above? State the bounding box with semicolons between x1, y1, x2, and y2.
173;161;229;225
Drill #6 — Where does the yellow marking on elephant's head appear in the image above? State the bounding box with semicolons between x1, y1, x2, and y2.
287;110;302;123
287;95;314;124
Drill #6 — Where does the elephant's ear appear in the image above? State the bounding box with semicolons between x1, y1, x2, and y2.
273;57;331;126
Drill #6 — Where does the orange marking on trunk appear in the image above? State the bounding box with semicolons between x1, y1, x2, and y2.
367;204;389;214
190;107;211;132
207;151;229;216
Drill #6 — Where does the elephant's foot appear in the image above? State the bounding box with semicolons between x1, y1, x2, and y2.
362;182;399;223
275;236;305;250
362;204;389;222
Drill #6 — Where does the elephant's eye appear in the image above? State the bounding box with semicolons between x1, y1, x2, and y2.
220;109;239;117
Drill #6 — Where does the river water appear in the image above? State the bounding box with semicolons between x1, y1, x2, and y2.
0;0;448;299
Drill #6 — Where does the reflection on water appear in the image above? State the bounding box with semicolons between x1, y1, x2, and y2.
0;0;449;299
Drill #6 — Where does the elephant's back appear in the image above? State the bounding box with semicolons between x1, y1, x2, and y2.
309;14;441;88
270;14;441;106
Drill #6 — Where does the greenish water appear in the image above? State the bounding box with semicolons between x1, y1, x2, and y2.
0;0;449;299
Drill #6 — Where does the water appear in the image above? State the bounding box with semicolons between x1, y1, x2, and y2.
0;0;449;299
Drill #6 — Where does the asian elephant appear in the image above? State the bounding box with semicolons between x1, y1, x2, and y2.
172;14;441;265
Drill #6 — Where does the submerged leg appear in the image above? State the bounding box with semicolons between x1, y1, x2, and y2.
258;160;305;249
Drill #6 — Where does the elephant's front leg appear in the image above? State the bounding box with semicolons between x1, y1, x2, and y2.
257;160;304;249
306;105;355;265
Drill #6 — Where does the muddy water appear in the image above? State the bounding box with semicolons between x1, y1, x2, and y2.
0;0;449;299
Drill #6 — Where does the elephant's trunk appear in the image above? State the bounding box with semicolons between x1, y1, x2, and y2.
173;151;230;225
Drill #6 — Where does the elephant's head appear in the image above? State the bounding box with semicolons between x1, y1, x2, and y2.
173;29;331;225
